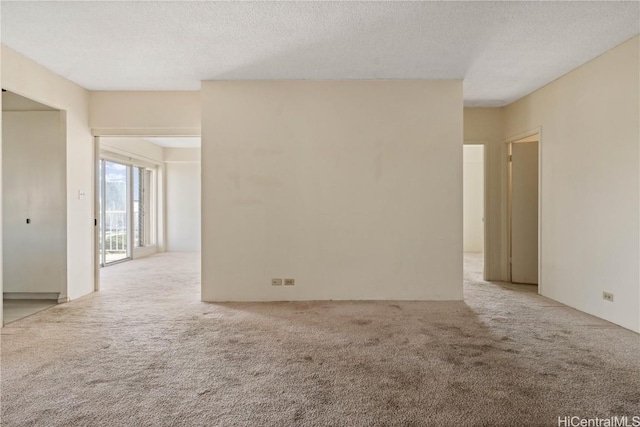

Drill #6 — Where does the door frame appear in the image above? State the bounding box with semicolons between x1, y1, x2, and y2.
504;128;542;293
463;140;489;281
94;137;100;291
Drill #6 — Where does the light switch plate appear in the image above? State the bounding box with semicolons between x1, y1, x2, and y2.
284;279;295;286
272;279;283;286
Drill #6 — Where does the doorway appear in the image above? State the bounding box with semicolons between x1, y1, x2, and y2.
508;134;539;286
463;144;485;282
94;136;201;293
2;90;64;325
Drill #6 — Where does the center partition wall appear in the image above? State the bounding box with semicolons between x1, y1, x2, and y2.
201;80;463;302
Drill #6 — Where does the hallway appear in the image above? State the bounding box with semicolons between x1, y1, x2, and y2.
1;252;638;426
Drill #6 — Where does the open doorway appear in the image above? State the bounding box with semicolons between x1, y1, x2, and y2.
508;133;539;288
463;144;485;282
95;136;201;293
2;90;65;325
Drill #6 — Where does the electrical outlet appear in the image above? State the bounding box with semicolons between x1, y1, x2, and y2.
284;278;295;286
602;292;614;302
272;279;283;286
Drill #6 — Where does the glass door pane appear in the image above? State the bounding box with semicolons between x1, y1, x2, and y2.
103;160;129;264
133;167;144;247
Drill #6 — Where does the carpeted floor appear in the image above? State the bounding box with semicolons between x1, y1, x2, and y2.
1;252;638;426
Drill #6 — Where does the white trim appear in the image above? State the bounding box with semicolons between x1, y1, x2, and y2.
91;128;200;137
537;129;543;295
94;137;101;292
3;292;59;300
504;128;542;144
504;127;543;293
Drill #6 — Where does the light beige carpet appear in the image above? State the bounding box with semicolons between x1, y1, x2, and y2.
1;252;638;426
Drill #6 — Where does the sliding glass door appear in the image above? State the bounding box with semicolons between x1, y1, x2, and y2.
98;158;156;267
99;160;130;266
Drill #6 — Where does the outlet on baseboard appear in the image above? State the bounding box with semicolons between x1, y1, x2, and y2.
284;278;295;286
602;292;614;302
272;279;283;286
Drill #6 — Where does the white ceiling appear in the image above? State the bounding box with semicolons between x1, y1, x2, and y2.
1;1;638;106
144;137;201;148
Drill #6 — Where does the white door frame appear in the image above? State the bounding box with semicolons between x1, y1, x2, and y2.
93;137;100;291
504;128;542;293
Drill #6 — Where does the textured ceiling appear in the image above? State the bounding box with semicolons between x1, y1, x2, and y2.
1;1;638;106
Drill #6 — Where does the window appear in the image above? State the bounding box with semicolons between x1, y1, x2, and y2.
134;166;155;248
133;167;144;247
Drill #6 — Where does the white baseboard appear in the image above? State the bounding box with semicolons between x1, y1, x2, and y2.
58;294;69;303
133;245;158;260
3;292;59;300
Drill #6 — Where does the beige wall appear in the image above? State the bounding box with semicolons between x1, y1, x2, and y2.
90;91;200;136
166;161;201;252
463;145;484;253
463;108;506;280
2;45;93;301
201;80;463;301
164;147;201;253
504;36;640;332
164;147;201;163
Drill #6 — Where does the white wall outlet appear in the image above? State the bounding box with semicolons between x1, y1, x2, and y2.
602;292;614;302
284;278;295;286
272;278;283;286
78;190;86;200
